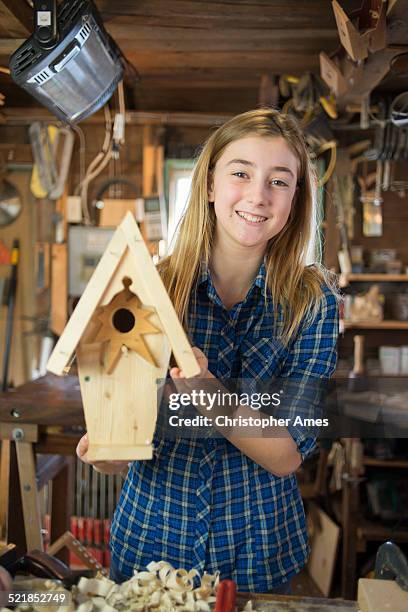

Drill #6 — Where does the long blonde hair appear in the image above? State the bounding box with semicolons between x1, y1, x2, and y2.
158;108;338;345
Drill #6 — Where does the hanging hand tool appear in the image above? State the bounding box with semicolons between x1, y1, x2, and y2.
332;174;352;271
29;122;74;200
348;335;367;393
29;123;58;198
375;541;408;590
2;239;19;392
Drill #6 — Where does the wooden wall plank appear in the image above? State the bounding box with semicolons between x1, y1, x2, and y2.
0;37;23;55
134;86;258;113
50;244;68;337
139;78;259;89
0;1;32;37
97;0;360;29
125;51;320;72
0;0;392;113
106;21;338;48
118;37;336;55
0;108;233;125
108;22;338;41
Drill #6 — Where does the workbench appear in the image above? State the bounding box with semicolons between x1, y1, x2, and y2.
334;388;408;599
236;593;357;611
0;374;84;558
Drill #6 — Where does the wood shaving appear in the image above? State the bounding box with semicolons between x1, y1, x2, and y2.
3;561;258;611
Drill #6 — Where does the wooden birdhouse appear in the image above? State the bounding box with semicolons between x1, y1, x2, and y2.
47;212;200;461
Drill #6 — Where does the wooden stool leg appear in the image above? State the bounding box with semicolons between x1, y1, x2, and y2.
341;438;362;599
51;457;74;564
0;440;11;541
4;442;26;555
15;441;43;552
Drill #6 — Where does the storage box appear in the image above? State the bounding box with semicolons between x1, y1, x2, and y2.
389;294;408;321
401;347;408;375
379;346;401;375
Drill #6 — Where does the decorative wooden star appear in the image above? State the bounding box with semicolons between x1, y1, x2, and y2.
89;277;161;374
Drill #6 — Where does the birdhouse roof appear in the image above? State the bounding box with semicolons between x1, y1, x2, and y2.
47;212;200;378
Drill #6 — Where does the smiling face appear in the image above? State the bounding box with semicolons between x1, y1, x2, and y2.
208;135;299;254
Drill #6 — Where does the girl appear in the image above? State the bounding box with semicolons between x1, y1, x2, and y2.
77;108;339;593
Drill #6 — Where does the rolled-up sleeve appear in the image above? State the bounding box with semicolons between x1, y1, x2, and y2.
278;285;339;461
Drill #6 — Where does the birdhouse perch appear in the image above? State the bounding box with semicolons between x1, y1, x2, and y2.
47;212;200;461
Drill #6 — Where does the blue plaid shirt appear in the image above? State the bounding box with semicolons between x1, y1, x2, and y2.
110;262;339;591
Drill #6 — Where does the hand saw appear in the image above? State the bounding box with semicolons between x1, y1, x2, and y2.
29;122;74;199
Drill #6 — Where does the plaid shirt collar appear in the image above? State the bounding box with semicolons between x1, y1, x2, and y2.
197;259;266;299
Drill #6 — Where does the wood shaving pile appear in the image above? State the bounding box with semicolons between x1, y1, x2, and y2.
1;560;258;611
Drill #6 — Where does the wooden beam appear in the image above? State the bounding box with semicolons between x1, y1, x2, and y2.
125;51;320;72
0;38;24;56
135;88;257;113
1;107;233;126
118;36;336;54
108;22;338;40
106;21;338;50
138;67;305;81
139;78;259;89
0;1;32;37
97;0;350;30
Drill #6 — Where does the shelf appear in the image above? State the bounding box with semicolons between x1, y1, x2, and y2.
331;502;408;544
357;521;408;543
340;273;408;287
334;371;408;379
342;320;408;330
364;456;408;469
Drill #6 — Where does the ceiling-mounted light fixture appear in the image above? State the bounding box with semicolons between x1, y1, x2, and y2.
9;0;125;124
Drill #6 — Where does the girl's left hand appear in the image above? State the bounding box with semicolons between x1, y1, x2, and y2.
170;347;210;379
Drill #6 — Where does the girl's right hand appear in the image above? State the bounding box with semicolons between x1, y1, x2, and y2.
76;433;131;475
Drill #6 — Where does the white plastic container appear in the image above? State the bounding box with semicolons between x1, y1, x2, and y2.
400;346;408;375
379;346;401;375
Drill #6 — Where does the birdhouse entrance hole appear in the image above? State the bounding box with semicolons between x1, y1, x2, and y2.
86;274;162;372
112;308;135;333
